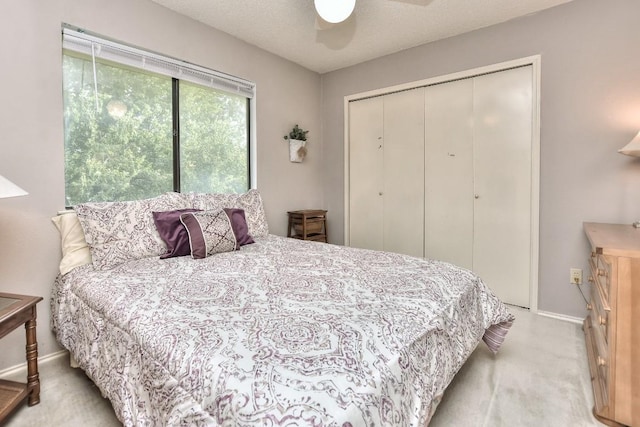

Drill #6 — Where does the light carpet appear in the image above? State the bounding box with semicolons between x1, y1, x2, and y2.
2;306;603;426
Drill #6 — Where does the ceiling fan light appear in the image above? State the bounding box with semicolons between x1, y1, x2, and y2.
314;0;356;24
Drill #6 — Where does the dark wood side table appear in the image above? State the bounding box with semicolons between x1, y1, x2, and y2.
0;292;43;422
287;210;328;243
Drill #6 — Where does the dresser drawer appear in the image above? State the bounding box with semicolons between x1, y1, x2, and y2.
591;314;609;390
584;316;609;412
589;279;609;343
589;253;611;302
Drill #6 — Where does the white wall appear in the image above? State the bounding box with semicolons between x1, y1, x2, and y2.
0;0;323;369
320;0;640;318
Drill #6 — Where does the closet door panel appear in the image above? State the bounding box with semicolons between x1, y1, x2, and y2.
383;88;425;257
349;97;384;250
424;79;474;269
472;66;533;307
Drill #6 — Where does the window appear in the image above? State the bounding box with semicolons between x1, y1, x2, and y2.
61;27;254;206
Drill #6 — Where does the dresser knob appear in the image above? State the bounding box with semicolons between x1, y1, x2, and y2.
586;303;592;310
588;276;594;283
599;315;607;326
597;268;606;277
597;356;606;367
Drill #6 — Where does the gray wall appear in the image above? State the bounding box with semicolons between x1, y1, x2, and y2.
321;0;640;318
0;0;323;368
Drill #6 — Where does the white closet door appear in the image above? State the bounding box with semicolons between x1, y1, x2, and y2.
473;66;533;307
383;88;425;257
349;96;384;250
424;79;474;269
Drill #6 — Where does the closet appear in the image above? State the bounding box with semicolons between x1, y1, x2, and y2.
349;88;425;258
347;64;536;308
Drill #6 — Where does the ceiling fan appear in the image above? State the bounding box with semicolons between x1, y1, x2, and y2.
314;0;356;24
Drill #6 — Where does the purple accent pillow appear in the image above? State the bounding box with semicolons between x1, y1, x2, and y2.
153;209;201;259
224;208;255;249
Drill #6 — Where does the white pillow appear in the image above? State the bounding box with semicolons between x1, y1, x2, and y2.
51;211;92;275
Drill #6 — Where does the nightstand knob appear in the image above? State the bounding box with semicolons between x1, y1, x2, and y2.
597;268;605;277
599;315;607;326
588;276;594;283
586;303;592;310
597;356;606;367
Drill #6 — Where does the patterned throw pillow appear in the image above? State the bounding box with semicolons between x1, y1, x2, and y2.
189;192;238;211
187;189;269;238
75;192;191;269
180;209;237;259
236;189;269;238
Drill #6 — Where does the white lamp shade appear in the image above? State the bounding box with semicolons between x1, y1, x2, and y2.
314;0;356;24
0;175;28;199
619;131;640;157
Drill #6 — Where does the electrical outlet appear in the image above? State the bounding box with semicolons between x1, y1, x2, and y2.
570;268;582;285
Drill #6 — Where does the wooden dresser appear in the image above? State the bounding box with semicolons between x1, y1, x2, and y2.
583;222;639;427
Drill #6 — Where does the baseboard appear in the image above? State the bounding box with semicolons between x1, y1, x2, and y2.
0;350;68;378
537;310;584;325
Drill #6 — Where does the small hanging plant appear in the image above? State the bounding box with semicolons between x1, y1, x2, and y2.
283;124;309;142
284;124;309;162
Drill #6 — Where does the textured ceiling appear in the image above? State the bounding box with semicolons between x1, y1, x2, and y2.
150;0;573;73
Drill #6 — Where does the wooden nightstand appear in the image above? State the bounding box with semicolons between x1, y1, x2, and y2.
287;210;328;242
0;292;43;422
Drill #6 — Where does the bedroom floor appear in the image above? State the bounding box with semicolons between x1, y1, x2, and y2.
2;306;603;426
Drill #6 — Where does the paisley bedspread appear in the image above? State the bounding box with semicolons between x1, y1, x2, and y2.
51;235;514;426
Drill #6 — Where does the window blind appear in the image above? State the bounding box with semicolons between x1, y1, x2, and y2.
62;27;256;99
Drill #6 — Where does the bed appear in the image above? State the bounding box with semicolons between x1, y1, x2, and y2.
50;190;514;426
